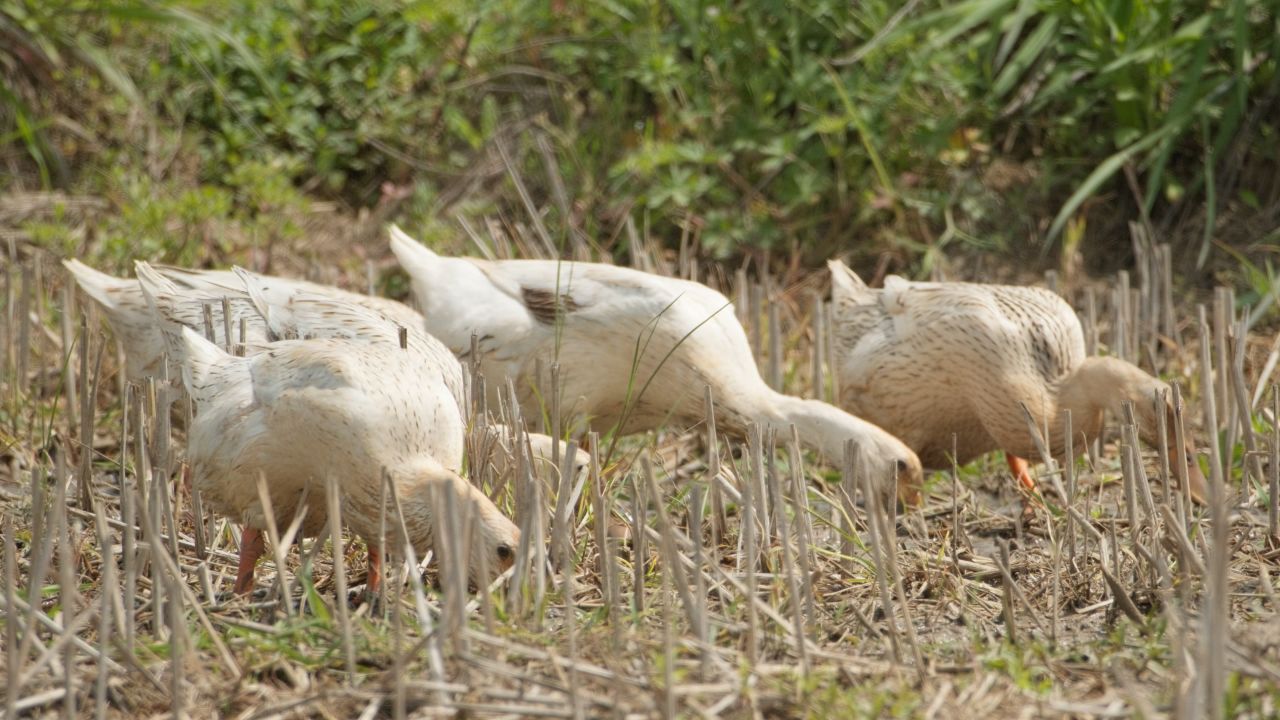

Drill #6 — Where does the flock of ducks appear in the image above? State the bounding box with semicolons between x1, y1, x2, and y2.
63;226;1205;596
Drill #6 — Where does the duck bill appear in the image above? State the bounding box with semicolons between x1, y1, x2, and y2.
897;484;923;509
896;469;924;509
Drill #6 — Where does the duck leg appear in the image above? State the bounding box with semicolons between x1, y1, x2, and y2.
367;544;382;595
1006;454;1038;492
233;527;266;596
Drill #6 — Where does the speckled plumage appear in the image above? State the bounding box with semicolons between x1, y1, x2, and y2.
62;259;422;382
828;260;1206;502
390;225;923;505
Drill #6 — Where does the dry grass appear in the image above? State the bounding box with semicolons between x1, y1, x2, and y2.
2;216;1280;719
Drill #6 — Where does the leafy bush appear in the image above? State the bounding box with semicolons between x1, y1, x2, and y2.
154;0;507;200
0;0;252;188
5;0;1278;267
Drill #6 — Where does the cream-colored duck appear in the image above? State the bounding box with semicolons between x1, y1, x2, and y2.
138;264;520;593
389;225;923;506
63;259;421;381
827;260;1207;503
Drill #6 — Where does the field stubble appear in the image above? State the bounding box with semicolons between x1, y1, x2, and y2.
1;223;1280;718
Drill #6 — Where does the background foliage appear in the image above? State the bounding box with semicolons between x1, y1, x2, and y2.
2;0;1277;276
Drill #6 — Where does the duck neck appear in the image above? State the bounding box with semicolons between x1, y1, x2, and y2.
1059;356;1165;443
749;388;884;465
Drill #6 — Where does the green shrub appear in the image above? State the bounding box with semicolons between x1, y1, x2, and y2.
155;0;505;200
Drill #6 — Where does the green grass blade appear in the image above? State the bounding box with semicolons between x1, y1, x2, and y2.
991;16;1058;101
1045;128;1173;246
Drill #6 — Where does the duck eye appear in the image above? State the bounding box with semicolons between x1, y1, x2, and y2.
496;544;513;561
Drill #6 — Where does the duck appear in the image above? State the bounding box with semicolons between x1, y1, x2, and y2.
170;324;519;593
388;225;924;507
826;260;1207;504
136;263;520;593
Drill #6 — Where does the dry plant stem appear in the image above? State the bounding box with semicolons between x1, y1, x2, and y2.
636;521;821;661
133;473;240;680
873;484;924;678
1154;389;1174;506
644;453;704;648
4;513;19;720
1198;305;1229;720
838;443;858;566
220;296;233;351
527;437;548;620
687;483;713;675
378;474;389;620
16;265;30;402
749;282;763;362
704;385;724;550
1119;407;1139;531
587;433;614;625
786;428;816;625
951;434;961;574
392;580;406;720
810;294;824;400
1125;420;1162;540
1168;382;1192;530
436;478;466;649
552;438;577;575
741;429;760;664
56;453;78;720
383;472;446;690
20;466;51;673
254;474;295;617
748;422;770;541
169;556;186;720
324;475;357;681
630;463;648;619
996;539;1017;645
15;599;102;690
122;475;138;654
90;498;114;720
562;534;583;720
507;427;532;617
767;298;782;391
1113;277;1127;362
660;570;677;720
855;441;901;663
734;267;748;328
495;135;556;257
190;473;207;561
60;281;78;431
1213;288;1233;441
1271;387;1279;543
766;441;808;677
1159;505;1208;577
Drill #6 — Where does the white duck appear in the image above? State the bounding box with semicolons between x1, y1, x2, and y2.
827;260;1206;503
137;264;520;593
389;225;923;506
170;325;519;593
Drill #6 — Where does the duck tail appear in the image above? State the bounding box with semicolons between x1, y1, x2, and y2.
175;325;234;403
388;223;442;280
229;266;281;336
63;258;131;310
827;259;875;305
